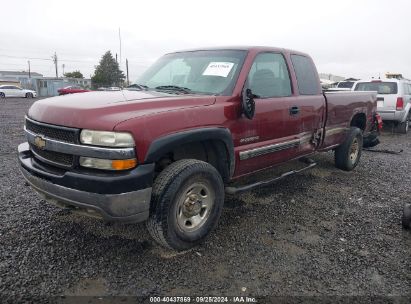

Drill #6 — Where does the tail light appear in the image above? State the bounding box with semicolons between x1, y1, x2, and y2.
396;97;404;110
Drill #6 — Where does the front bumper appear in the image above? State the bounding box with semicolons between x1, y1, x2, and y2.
18;142;154;223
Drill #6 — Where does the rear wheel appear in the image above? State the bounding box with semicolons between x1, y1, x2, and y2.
335;127;363;171
0;92;5;98
395;115;409;134
146;159;224;250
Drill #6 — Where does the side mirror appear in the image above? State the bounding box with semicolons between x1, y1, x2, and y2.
242;88;257;119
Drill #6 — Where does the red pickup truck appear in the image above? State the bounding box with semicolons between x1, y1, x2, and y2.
18;47;381;250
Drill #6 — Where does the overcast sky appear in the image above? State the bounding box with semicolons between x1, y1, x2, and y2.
1;0;410;81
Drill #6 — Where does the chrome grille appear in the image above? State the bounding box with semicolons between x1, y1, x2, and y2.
25;117;79;168
25;118;79;143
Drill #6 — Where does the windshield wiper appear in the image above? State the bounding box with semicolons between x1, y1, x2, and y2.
126;84;148;91
154;85;192;94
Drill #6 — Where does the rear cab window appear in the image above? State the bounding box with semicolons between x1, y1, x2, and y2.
337;82;354;89
290;54;320;95
354;81;398;94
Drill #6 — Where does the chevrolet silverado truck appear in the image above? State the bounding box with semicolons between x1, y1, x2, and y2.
18;46;382;250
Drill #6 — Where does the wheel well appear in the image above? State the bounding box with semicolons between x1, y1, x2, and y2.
154;140;231;182
350;113;366;131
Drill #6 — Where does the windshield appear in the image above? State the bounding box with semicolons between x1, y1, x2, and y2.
136;50;247;95
354;81;398;94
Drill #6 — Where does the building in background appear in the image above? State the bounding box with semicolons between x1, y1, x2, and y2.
0;70;91;97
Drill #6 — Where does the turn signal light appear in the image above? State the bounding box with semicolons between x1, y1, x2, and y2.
396;97;404;110
79;157;137;170
111;159;138;170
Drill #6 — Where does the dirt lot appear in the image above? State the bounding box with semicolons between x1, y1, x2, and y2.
0;98;410;301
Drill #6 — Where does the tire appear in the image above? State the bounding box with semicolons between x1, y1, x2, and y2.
402;203;411;230
25;93;33;98
0;92;5;98
395;116;409;134
146;159;224;250
363;133;380;148
335;127;363;171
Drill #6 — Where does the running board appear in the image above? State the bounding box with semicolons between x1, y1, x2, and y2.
225;159;317;195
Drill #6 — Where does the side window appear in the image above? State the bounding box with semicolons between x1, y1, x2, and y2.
247;53;292;98
291;54;319;95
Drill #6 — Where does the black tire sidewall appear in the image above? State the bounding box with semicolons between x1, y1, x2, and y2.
335;127;363;171
402;203;411;230
167;170;224;244
152;160;225;250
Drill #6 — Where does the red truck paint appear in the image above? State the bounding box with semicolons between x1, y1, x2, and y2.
20;46;380;250
29;47;377;179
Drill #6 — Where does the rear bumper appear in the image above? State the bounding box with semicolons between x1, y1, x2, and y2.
18;142;154;223
378;109;407;123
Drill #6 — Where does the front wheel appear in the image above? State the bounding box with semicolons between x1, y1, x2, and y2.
146;159;224;250
25;92;33;98
335;127;363;171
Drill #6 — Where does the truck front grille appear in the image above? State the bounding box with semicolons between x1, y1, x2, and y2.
25;118;79;143
31;145;74;167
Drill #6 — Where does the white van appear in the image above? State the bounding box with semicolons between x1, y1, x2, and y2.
354;78;411;133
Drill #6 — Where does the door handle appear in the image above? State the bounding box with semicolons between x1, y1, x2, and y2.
289;106;300;115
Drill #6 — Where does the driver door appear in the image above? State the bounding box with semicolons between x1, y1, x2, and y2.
234;52;304;176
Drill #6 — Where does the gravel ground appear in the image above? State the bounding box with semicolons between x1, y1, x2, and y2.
0;98;410;301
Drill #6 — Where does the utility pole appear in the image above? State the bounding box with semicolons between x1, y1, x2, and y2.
52;52;58;78
28;60;31;78
62;64;65;76
126;59;129;86
119;27;122;67
115;53;118;63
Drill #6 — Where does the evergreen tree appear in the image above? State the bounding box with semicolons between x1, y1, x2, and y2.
64;70;84;78
91;51;125;87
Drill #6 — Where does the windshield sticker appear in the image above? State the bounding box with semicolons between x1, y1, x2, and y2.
202;62;234;77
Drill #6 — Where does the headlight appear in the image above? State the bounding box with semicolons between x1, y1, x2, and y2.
80;130;135;147
79;157;137;170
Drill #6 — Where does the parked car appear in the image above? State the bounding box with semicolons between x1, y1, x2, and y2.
18;46;381;250
57;86;90;95
0;85;37;98
354;78;411;133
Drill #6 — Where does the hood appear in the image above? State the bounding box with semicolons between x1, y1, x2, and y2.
28;90;216;130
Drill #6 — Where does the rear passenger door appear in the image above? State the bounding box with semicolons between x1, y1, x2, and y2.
290;54;325;154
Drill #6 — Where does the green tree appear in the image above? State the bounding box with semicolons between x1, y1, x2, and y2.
91;51;125;87
64;70;84;78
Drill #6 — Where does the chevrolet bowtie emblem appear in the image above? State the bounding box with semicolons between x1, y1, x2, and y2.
34;135;46;150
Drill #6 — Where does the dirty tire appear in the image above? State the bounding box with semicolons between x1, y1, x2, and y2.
146;159;224;251
335;127;363;171
395;116;409;134
402;203;411;230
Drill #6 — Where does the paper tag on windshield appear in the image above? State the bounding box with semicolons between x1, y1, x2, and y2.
202;62;234;77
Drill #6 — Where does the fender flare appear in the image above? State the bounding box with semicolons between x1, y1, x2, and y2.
144;127;235;178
